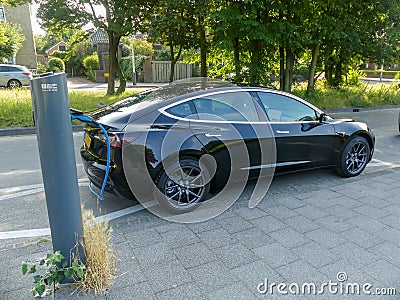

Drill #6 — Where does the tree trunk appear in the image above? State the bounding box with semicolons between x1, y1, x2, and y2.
283;47;292;92
169;44;182;83
279;46;285;90
288;54;294;93
307;42;320;96
114;36;126;94
249;39;262;84
324;47;334;87
107;32;117;95
199;23;207;77
333;53;343;87
233;37;241;82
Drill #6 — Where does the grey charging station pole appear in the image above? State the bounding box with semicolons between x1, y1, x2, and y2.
31;73;85;268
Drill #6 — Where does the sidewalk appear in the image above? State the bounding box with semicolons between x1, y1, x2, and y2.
2;166;400;299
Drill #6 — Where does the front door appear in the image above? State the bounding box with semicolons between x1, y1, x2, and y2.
255;91;340;172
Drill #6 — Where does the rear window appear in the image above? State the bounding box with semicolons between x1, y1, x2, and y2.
165;101;196;118
0;65;22;72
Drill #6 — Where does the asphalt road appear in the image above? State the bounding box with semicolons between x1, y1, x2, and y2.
0;107;399;239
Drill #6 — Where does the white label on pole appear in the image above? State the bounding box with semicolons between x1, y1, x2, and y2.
41;83;58;92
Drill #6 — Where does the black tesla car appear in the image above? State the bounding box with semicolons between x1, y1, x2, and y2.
80;79;374;213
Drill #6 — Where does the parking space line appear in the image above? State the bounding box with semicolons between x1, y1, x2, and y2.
367;158;394;167
0;180;90;201
0;178;89;194
0;228;51;240
0;203;150;240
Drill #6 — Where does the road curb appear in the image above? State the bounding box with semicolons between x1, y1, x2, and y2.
0;125;84;137
325;104;400;113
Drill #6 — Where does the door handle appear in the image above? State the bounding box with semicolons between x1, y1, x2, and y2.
205;133;221;137
276;130;290;134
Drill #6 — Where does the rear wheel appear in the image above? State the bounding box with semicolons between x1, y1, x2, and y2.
7;79;22;88
336;136;370;177
155;157;210;214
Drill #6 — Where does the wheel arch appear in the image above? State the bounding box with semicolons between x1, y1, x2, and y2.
152;149;207;183
350;131;374;161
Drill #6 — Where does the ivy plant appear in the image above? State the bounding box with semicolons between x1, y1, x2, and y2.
22;250;85;297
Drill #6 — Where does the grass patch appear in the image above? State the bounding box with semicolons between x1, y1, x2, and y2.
0;89;139;128
79;209;117;294
1;83;400;128
292;82;400;110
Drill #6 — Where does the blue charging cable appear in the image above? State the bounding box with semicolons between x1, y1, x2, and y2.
71;114;110;201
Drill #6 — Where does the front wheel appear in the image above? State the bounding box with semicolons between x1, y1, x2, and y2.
155;157;211;214
336;136;370;177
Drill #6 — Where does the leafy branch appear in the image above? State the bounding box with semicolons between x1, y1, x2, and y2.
22;250;85;297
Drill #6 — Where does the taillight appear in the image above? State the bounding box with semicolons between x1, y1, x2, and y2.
96;131;122;148
108;132;122;148
22;71;32;77
96;131;138;148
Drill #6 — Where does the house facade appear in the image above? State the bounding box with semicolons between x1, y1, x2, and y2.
3;4;37;69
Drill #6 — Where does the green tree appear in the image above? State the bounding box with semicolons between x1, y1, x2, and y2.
34;33;58;54
132;39;154;57
146;0;196;82
37;0;154;94
0;22;24;61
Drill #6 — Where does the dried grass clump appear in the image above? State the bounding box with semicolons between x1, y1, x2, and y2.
79;210;117;294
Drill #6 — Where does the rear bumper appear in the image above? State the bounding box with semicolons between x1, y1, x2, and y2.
80;147;134;199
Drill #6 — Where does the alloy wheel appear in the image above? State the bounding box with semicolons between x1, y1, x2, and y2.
345;141;368;174
163;165;206;209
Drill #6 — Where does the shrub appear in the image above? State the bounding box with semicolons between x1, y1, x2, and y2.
83;54;99;72
83;54;99;81
47;57;65;72
345;66;366;86
36;62;47;74
153;48;171;61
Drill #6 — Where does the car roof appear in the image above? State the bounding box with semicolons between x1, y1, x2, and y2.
0;64;26;69
91;79;323;127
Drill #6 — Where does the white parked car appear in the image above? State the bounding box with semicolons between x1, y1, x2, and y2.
0;64;33;88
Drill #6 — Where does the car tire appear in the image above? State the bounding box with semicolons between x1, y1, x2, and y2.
7;79;22;88
155;157;211;214
336;136;370;177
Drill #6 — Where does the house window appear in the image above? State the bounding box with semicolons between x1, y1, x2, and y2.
58;45;66;51
0;7;5;22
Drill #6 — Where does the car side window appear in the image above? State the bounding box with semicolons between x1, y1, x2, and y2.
193;92;259;122
165;101;196;118
8;66;20;72
257;92;317;122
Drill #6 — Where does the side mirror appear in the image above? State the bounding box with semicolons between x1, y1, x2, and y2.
319;113;327;123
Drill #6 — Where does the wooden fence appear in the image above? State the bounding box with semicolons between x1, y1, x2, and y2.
151;61;193;82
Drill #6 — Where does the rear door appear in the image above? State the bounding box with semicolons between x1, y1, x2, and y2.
255;91;340;171
0;66;9;86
